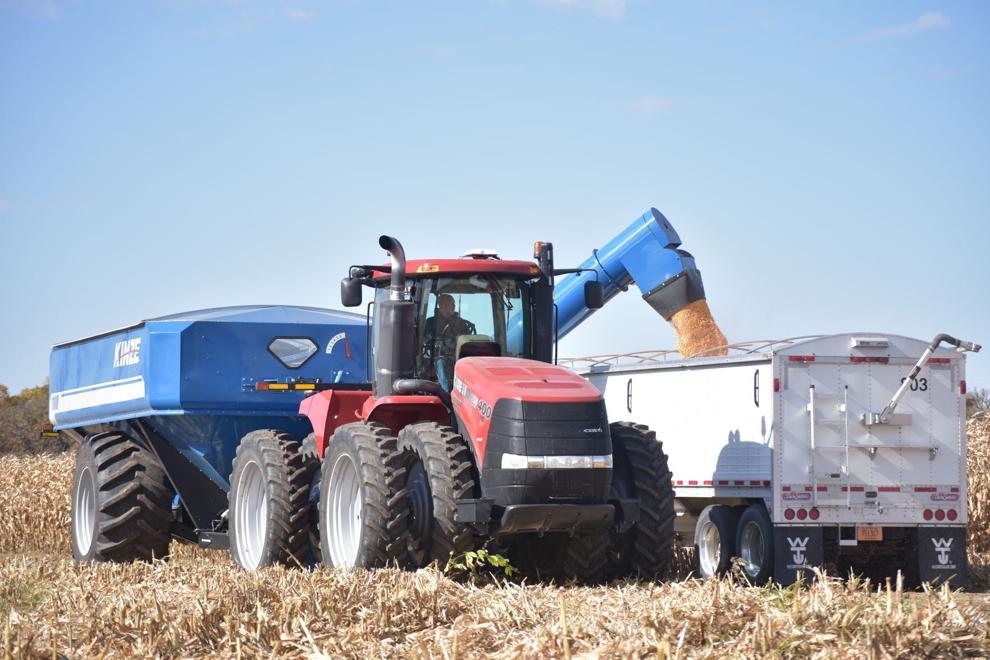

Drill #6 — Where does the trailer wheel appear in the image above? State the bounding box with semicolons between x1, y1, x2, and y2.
736;504;774;584
229;429;315;570
694;505;739;578
320;422;409;568
71;431;174;562
397;422;477;567
605;422;676;580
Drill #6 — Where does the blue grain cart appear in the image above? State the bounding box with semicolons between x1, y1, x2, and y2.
50;305;367;558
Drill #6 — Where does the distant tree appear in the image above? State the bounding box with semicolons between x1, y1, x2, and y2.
0;383;73;455
967;388;990;420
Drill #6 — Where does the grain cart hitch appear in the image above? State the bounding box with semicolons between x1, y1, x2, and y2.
862;332;981;426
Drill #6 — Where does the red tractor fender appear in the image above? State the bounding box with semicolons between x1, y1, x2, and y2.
299;390;450;458
298;390;371;458
361;395;449;436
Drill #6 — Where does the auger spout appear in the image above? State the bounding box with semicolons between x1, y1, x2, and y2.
553;208;727;358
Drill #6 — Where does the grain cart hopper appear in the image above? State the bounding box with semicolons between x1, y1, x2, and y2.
573;332;979;587
52;207;726;583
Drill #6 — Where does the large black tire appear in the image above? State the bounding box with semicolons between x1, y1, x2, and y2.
735;503;774;585
228;429;315;570
397;422;477;567
605;422;676;580
319;422;409;568
694;505;740;578
70;431;174;562
301;433;322;565
512;531;609;585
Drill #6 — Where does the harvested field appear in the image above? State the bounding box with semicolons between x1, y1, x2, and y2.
0;415;987;658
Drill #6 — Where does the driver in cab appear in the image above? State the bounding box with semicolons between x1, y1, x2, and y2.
425;294;476;359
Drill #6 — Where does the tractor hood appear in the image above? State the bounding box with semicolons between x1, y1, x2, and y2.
452;356;602;405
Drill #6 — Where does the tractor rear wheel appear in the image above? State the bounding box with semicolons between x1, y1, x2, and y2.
320;422;409;568
605;422;676;580
71;430;174;562
301;433;322;565
228;429;315;570
397;422;477;568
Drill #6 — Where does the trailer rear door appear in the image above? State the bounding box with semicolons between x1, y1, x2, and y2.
775;335;966;526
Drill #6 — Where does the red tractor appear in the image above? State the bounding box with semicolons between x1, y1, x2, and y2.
228;235;676;583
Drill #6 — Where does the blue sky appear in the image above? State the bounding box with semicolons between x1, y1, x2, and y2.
1;0;988;393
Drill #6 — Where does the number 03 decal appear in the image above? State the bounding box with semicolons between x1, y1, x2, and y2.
900;376;928;392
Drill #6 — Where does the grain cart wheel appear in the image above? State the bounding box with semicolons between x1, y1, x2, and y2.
694;505;739;579
228;429;315;570
301;433;322;565
736;504;774;585
397;422;477;568
605;422;677;580
320;422;409;569
71;431;174;562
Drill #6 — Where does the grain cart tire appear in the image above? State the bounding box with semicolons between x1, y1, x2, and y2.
301;433;322;565
605;422;676;580
320;422;409;569
694;505;739;579
398;422;477;568
71;430;174;563
512;531;609;585
736;504;774;585
229;429;315;570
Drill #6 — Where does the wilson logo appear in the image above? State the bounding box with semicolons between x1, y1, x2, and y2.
932;538;953;565
788;537;809;565
113;338;141;368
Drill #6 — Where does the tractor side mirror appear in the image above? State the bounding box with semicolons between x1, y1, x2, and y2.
341;277;363;307
584;280;604;309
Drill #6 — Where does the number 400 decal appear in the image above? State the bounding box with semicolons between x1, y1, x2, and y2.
900;376;928;392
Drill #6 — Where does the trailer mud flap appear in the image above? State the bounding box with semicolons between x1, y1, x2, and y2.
918;526;968;588
773;526;823;585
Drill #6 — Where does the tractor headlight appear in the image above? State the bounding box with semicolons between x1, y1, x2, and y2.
500;453;613;470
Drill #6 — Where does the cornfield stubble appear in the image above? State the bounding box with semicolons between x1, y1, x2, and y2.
1;416;988;657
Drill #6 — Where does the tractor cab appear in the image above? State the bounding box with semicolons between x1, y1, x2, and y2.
372;262;540;391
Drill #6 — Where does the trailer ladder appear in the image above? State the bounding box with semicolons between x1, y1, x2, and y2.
807;385;852;507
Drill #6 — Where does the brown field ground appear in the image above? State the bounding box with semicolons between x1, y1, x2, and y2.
2;416;989;658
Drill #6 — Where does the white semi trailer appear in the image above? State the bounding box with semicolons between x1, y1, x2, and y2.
569;332;979;587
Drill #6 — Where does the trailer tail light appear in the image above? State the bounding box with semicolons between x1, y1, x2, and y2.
923;509;933;521
947;509;958;521
934;509;946;521
773;378;780;392
809;507;820;520
850;356;889;364
927;357;950;364
960;380;966;395
788;355;815;362
784;508;795;520
796;508;808;520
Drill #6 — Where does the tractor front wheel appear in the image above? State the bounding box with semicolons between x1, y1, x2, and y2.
397;422;477;568
319;422;409;569
228;429;315;570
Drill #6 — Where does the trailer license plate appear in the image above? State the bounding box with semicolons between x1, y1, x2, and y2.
857;526;882;542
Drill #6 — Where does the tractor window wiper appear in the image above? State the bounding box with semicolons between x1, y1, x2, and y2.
487;277;513;312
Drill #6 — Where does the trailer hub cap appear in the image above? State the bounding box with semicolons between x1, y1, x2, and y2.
235;459;268;570
326;452;361;567
697;520;721;577
73;465;96;555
